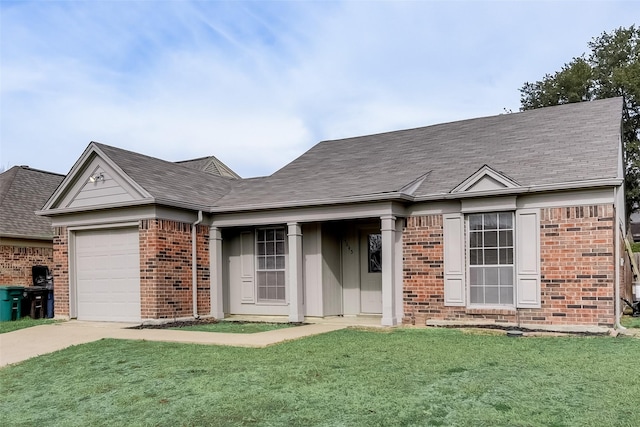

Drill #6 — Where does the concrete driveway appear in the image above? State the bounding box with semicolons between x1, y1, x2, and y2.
0;321;346;368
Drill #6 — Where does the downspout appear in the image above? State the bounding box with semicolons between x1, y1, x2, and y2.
614;187;626;330
192;211;203;319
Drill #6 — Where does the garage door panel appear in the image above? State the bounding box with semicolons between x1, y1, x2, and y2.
75;228;141;322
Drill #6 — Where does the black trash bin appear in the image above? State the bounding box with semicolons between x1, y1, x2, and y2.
22;287;46;319
32;265;54;318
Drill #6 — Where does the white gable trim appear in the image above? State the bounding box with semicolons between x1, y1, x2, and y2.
399;172;431;196
41;142;152;212
451;165;520;193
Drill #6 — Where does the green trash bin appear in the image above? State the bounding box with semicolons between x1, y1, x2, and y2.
0;286;24;321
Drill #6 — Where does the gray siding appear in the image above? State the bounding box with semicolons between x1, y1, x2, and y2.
322;223;343;316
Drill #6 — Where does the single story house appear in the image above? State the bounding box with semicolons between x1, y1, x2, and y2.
39;98;632;329
0;166;65;286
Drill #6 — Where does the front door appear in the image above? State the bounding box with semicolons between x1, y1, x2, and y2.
360;231;382;313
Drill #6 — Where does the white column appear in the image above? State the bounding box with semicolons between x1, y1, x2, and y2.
394;217;404;323
210;226;225;319
381;215;398;326
287;222;304;323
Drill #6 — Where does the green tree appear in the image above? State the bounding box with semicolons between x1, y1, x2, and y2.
520;26;640;217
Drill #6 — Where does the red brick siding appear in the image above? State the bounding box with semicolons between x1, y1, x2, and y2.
51;220;210;321
403;215;446;325
139;219;210;319
53;227;69;317
0;244;53;286
402;204;616;327
538;205;615;327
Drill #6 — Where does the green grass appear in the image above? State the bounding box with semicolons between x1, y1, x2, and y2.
0;317;58;334
1;328;639;426
169;321;296;334
621;315;640;328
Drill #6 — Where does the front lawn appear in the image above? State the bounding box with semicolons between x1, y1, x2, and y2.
0;317;58;334
1;328;639;426
621;315;640;328
169;320;297;334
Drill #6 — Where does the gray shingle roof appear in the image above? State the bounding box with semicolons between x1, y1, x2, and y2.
0;166;65;239
93;143;235;209
213;98;622;209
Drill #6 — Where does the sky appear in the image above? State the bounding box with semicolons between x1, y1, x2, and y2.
1;0;638;178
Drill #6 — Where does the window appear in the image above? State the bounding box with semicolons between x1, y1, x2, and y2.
468;212;514;305
368;233;382;273
443;209;540;309
256;227;286;302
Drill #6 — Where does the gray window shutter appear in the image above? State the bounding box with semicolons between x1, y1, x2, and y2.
240;231;255;303
443;213;466;306
516;209;541;308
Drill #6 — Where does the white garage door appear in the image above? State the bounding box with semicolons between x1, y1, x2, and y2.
75;227;141;322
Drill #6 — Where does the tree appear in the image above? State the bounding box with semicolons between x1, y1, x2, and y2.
520;26;640;217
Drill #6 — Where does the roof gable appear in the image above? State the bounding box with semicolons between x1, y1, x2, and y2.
451;165;520;193
42;142;236;214
51;151;149;210
176;156;241;179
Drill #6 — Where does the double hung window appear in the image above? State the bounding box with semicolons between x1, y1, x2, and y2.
256;228;286;302
468;212;514;306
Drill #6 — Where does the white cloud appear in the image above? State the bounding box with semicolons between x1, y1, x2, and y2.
1;0;638;177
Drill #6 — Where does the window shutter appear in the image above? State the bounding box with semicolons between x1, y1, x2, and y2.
443;213;466;306
516;209;541;308
240;231;255;303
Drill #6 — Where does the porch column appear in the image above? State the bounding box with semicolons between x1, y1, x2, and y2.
381;215;398;326
287;222;304;322
210;226;224;319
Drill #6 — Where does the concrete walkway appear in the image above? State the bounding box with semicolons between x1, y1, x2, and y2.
0;321;346;368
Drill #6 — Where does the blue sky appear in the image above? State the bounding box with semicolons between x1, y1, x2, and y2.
1;0;638;177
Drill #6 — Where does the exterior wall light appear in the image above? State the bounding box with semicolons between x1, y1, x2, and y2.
89;173;104;183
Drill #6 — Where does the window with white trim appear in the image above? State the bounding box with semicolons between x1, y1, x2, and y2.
256;227;286;302
468;212;514;306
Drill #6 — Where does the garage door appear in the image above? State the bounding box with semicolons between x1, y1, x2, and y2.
75;227;141;322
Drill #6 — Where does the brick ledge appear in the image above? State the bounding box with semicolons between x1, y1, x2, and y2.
465;307;516;316
425;319;611;334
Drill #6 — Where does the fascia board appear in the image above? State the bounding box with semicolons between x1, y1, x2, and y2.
414;178;623;202
38;197;211;217
211;201;407;228
208;192;413;214
37;198;157;217
0;232;52;241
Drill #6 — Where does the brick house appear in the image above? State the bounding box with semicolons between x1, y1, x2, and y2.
39;98;632;330
0;166;65;287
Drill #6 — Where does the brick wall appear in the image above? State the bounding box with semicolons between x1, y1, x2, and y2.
53;227;69;317
0;244;53;286
51;220;210;321
139;219;210;320
403;204;616;328
537;205;615;327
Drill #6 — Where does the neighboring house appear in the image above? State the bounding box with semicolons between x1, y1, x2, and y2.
39;98;631;330
0;166;65;286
